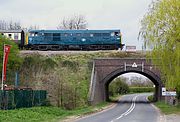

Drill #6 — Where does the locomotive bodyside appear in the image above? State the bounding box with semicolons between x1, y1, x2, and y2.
28;29;123;50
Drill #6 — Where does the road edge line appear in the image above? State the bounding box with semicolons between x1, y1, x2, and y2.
146;96;166;122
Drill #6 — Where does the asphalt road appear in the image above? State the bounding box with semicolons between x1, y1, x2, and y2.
75;93;160;122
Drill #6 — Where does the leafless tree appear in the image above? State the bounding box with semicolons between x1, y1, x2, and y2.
28;25;40;30
0;20;8;30
9;20;21;30
0;20;22;30
57;14;88;30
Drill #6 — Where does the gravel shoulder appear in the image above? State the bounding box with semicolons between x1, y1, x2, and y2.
151;103;180;122
164;113;180;122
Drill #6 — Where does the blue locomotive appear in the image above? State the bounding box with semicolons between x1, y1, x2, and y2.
27;29;124;50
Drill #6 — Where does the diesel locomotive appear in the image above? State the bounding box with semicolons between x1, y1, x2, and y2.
0;29;124;50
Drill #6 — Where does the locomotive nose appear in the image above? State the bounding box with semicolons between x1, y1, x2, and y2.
28;38;32;43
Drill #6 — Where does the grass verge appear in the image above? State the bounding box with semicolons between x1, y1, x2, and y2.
0;102;110;122
148;95;180;115
109;95;122;102
154;101;180;115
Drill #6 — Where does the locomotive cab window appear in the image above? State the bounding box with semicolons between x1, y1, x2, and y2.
35;32;38;36
30;33;35;36
115;32;119;36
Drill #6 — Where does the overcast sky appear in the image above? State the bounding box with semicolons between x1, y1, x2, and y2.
0;0;152;49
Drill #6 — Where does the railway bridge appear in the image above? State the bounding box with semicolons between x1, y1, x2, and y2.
88;58;163;105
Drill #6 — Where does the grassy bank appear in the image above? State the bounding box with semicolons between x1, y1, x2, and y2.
154;101;180;115
148;95;180;115
109;95;122;102
0;102;110;122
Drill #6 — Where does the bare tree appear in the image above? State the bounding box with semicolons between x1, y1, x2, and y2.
28;25;40;30
0;20;22;30
0;20;9;30
9;20;21;30
57;14;88;30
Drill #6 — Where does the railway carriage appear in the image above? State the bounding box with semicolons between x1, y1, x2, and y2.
27;29;124;50
0;30;26;48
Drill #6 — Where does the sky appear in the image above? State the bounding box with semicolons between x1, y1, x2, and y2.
0;0;152;50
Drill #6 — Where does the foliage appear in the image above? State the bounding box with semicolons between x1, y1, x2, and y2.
140;0;180;93
49;60;90;109
19;55;57;88
129;87;154;93
0;35;22;72
109;78;129;96
148;95;154;102
19;55;90;109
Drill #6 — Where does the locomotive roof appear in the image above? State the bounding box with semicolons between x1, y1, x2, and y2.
0;30;23;33
29;29;121;33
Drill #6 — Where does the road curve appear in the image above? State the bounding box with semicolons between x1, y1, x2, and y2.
75;93;160;122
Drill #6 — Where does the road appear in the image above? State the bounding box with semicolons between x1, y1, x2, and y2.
75;93;160;122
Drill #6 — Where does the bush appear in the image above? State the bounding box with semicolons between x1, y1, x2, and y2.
0;35;23;71
109;78;129;96
129;87;154;93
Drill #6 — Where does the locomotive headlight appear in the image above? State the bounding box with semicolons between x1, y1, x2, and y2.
117;38;120;40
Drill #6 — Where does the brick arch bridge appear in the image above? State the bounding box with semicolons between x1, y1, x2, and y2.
88;58;163;105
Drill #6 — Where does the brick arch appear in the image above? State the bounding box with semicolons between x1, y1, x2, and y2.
103;67;162;102
88;58;163;105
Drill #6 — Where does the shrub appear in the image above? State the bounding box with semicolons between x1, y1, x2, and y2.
109;78;129;96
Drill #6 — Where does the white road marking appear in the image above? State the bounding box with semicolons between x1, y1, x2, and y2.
110;95;139;122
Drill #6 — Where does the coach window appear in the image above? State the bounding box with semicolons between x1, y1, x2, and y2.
8;34;12;38
14;33;19;40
